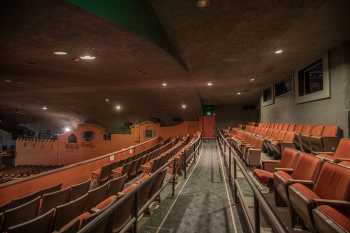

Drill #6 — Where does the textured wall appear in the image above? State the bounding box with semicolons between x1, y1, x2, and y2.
15;121;200;166
216;105;259;129
261;44;350;136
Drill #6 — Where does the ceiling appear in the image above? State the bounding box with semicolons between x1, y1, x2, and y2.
0;0;350;130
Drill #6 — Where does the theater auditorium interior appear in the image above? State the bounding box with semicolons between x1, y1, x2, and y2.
1;1;350;233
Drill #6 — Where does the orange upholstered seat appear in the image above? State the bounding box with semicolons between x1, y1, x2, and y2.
288;162;350;231
313;205;350;233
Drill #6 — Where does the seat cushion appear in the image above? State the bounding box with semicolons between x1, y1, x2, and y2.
290;183;320;200
318;205;350;232
254;169;273;185
274;171;292;183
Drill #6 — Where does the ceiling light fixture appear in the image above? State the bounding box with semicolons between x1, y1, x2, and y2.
236;92;242;95
80;55;96;60
181;104;187;109
64;127;71;132
274;49;283;54
162;82;167;87
197;0;209;8
249;78;255;82
105;98;110;103
41;106;48;111
115;105;122;111
53;51;68;55
4;79;12;83
207;82;213;86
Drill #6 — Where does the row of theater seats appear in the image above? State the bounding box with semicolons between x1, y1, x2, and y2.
226;122;341;164
0;133;201;233
91;137;183;185
253;148;350;233
248;122;341;153
0;165;62;183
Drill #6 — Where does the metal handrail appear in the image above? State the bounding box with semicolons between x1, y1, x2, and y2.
217;131;288;233
78;137;202;233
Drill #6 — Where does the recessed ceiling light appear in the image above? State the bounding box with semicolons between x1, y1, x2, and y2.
115;105;122;111
41;106;48;111
207;82;213;86
80;55;96;60
236;92;242;95
64;127;71;132
197;0;209;8
53;51;68;55
249;78;255;82
274;49;283;54
105;98;110;103
4;79;12;83
162;82;167;87
181;104;187;109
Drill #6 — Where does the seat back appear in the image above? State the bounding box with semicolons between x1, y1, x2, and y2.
137;176;154;212
40;188;71;215
112;192;135;232
149;169;167;199
53;193;88;230
310;125;324;137
85;182;108;210
0;201;11;213
287;124;296;132
9;190;42;209
322;125;339;137
4;196;41;229
70;180;90;201
281;124;289;131
314;162;350;200
301;125;312;135
107;174;128;196
99;164;113;182
40;183;62;196
283;131;295;142
292;153;322;181
334;138;350;158
294;125;304;134
7;208;55;233
81;196;117;229
280;148;299;168
55;216;81;233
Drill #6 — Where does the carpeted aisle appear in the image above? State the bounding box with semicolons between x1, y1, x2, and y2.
140;140;244;233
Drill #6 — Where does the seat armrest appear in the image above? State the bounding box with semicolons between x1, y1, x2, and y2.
275;168;294;173
262;160;280;164
314;151;335;155
261;160;280;172
249;148;261;152
314;199;350;208
333;158;350;163
287;179;314;188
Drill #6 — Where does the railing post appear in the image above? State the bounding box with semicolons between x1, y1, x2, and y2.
229;146;232;183
133;192;138;233
183;151;187;179
254;194;260;233
232;145;238;203
172;159;176;197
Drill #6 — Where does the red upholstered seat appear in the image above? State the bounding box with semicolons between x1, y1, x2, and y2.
318;205;350;231
289;183;320;200
318;138;350;162
253;169;273;185
253;148;299;186
288;162;350;232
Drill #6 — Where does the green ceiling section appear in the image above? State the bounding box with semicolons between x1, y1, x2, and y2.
66;0;188;70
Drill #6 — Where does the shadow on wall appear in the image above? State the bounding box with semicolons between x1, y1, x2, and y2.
15;121;201;166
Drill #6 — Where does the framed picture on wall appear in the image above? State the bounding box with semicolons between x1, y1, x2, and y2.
274;74;293;97
294;53;331;104
261;85;275;107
